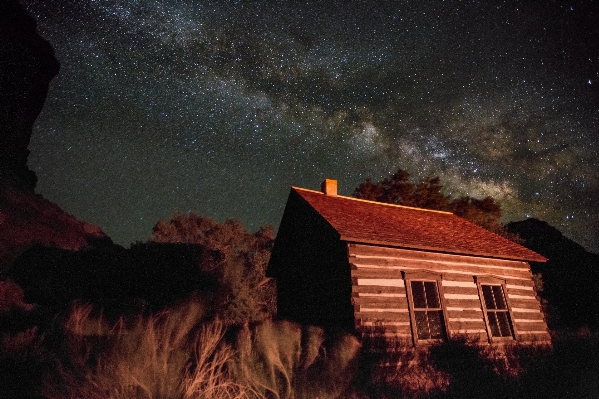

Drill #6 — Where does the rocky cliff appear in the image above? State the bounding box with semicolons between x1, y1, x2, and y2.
0;0;60;191
0;0;110;270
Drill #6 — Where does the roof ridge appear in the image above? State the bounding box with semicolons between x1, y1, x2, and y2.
292;186;453;215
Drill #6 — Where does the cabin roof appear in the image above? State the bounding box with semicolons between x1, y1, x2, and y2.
292;186;547;262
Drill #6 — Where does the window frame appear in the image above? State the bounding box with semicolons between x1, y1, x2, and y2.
403;270;448;346
475;276;517;343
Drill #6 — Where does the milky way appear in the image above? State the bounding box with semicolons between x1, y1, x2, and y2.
20;0;599;252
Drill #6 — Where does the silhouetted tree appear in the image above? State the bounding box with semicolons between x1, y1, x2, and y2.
354;169;521;242
150;214;276;324
413;176;450;210
354;169;416;206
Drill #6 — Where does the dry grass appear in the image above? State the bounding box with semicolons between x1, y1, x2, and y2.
46;297;251;399
234;321;361;399
182;322;251;399
2;294;597;399
42;298;361;399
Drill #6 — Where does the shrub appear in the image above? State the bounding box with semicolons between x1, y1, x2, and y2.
0;278;34;314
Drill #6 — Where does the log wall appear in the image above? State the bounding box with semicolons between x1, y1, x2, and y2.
349;243;550;344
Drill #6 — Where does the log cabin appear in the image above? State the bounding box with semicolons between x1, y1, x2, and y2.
267;179;551;346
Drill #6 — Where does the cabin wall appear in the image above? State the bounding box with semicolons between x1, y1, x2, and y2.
349;243;550;344
267;190;354;331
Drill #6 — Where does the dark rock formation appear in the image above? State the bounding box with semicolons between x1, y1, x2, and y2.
0;183;112;270
0;1;111;270
508;218;599;330
507;218;591;258
1;0;60;191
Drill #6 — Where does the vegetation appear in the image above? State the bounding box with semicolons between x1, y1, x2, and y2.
4;214;274;324
2;210;598;397
1;295;598;398
150;214;276;324
1;298;362;399
353;168;522;241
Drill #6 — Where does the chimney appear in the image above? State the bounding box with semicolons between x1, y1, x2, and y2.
321;179;338;196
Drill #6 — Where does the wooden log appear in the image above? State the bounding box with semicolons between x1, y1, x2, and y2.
350;257;533;279
355;311;410;322
507;291;539;302
348;249;532;269
508;299;541;310
504;279;535;288
353;285;406;294
442;280;477;288
353;292;406;299
511;307;543;314
446;320;488;331
444;298;483;309
511;311;546;321
353;277;405;287
352;297;408;308
445;309;485;320
513;322;549;332
351;268;402;279
439;274;478;282
348;244;531;270
506;284;535;292
442;285;480;295
444;293;481;300
356;323;412;333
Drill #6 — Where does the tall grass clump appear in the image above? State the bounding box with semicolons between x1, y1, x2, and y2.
45;297;254;399
42;297;363;399
233;321;361;399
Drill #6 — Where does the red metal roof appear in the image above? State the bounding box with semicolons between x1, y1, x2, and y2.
293;186;547;262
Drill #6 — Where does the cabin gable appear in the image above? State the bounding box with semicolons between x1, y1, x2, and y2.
268;189;354;331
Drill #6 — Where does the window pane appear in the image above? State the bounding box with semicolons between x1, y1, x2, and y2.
482;285;496;309
411;281;427;308
496;312;512;337
492;285;507;309
487;312;500;336
411;280;446;341
415;311;430;339
427;310;445;339
481;284;513;338
424;281;440;308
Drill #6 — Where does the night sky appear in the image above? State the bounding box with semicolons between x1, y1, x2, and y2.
20;1;599;253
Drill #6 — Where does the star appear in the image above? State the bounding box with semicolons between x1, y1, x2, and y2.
19;0;599;253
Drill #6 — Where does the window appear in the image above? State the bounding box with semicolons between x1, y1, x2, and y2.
410;281;446;340
481;284;513;338
475;276;515;341
404;271;447;343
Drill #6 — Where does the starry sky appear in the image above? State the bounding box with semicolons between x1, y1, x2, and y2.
20;0;599;253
